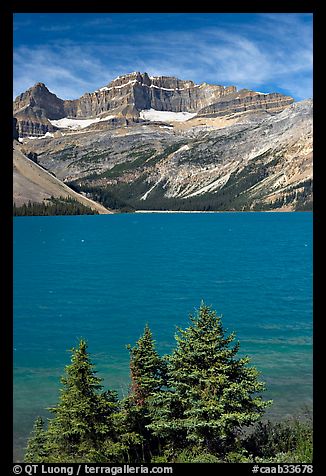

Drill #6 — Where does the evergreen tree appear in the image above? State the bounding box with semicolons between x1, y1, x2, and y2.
44;339;121;462
13;197;98;216
24;416;48;462
123;325;166;462
148;303;271;458
128;324;166;406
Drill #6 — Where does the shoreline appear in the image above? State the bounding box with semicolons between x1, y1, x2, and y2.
13;209;312;217
134;209;311;214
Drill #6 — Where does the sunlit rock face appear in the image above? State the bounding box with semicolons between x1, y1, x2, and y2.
13;72;293;136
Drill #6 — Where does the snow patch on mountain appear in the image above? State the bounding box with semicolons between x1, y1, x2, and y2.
25;132;55;140
139;109;196;122
49;115;115;130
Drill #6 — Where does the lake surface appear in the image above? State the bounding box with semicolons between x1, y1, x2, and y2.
13;212;313;461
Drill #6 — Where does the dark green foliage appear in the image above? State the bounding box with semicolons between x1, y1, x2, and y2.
123;325;167;462
75;148;159;182
101;155;280;211
107;176;154;205
23;150;38;163
24;305;312;463
67;150;112;167
66;184;134;212
98;149;157;179
174;447;222;463
252;180;313;212
24;417;48;463
13;197;98;216
70;145;312;211
128;325;166;406
45;339;122;462
148;304;271;457
291;180;313;211
55;146;77;161
149;142;187;162
244;417;313;463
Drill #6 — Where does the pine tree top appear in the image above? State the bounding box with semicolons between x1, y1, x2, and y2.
127;324;165;406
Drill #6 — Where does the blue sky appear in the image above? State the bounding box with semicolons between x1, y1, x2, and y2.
13;13;313;101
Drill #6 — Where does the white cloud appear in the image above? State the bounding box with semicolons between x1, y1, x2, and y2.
13;14;313;101
13;45;117;99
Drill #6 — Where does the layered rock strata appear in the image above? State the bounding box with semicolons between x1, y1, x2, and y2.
13;72;294;137
198;90;294;116
21;98;312;212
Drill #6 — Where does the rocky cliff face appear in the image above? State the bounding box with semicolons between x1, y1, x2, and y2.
197;90;294;116
64;72;238;118
14;82;65;118
14;71;311;212
14;118;58;138
13;72;294;137
21;97;312;212
14;83;64;136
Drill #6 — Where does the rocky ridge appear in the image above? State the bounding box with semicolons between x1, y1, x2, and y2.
13;72;294;137
18;94;312;212
13;141;111;213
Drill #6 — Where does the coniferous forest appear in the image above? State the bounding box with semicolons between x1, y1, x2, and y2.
13;197;98;216
24;304;312;464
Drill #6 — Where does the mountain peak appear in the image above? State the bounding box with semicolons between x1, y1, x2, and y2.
14;72;295;137
33;82;47;89
14;81;65;126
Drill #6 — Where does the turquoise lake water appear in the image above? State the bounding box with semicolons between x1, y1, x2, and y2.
13;212;313;461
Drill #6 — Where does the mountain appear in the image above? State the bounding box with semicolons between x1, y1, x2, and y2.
13;72;312;212
13;72;294;137
13;141;111;213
